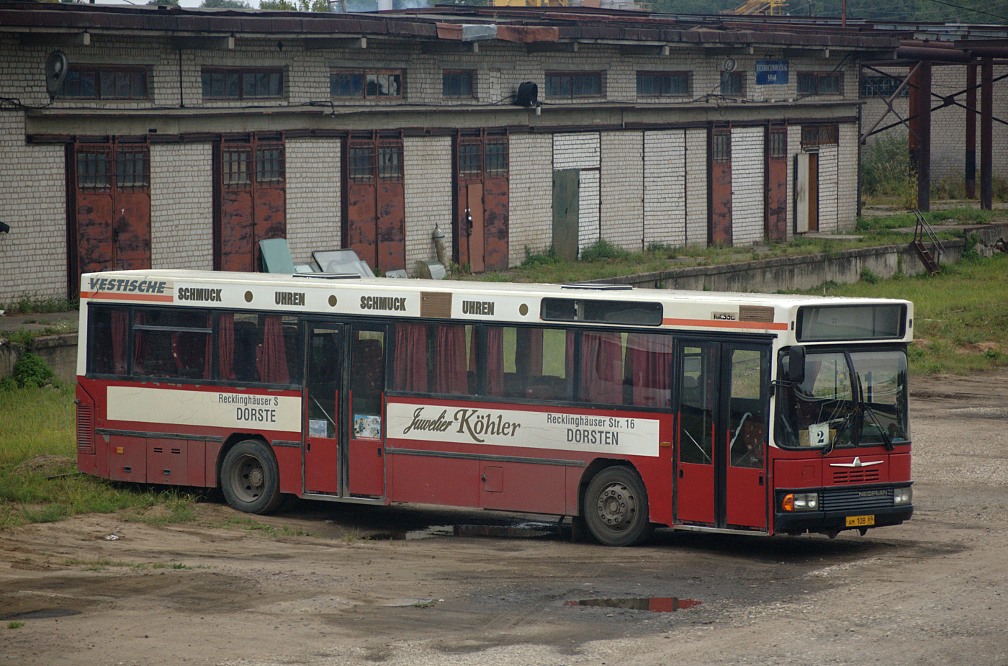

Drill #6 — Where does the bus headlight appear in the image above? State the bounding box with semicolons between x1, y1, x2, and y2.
782;492;819;512
893;487;912;505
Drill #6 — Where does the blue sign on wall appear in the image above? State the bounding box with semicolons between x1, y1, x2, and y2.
756;60;789;85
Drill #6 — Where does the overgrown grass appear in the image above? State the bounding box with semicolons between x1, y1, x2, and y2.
0;385;200;528
861;135;917;207
0;296;77;315
814;253;1008;375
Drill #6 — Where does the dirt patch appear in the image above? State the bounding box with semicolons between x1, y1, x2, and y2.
2;372;1007;665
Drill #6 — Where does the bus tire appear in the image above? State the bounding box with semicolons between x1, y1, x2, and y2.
583;466;652;547
220;439;282;515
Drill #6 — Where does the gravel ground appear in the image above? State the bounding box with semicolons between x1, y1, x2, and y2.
1;371;1006;666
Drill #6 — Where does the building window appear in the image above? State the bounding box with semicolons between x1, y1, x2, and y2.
485;140;508;177
637;71;690;98
720;71;745;97
222;149;251;187
712;131;731;162
546;71;603;99
797;71;843;96
256;146;284;184
77;151;111;190
860;75;908;98
202;68;284;100
443;70;475;98
377;144;402;180
349;146;373;182
330;70;403;99
801;124;839;148
62;66;148;100
116;149;149;189
769;126;787;159
458;142;481;176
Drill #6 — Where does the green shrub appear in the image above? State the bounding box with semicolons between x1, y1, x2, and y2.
861;135;916;207
10;352;58;389
579;239;630;262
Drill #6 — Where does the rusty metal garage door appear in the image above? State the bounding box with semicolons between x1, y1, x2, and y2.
71;139;151;295
455;131;509;273
344;133;406;274
215;134;286;272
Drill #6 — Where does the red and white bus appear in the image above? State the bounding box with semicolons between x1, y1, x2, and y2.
76;269;913;545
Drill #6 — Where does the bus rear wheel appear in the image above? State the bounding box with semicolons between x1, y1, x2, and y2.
221;439;282;514
583;466;652;547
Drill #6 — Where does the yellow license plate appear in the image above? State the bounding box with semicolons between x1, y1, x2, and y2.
846;515;875;527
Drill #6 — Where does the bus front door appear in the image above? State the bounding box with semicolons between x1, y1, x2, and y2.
304;325;342;495
676;341;769;531
344;326;386;498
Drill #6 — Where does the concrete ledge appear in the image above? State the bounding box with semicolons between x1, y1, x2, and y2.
1;334;77;386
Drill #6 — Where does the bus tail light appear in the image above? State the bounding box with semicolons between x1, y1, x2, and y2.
894;487;912;505
782;492;818;512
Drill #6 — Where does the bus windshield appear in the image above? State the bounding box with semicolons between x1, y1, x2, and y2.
775;348;909;450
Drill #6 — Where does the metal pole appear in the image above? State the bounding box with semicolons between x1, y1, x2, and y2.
981;58;993;210
966;63;976;199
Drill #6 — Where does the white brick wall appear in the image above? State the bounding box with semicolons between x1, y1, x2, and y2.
643;130;687;248
0;39;67;303
819;144;840;233
404;136;453;274
685;128;708;247
150;143;213;270
731;126;765;246
508;133;553;265
285;138;341;266
600;131;643;252
838;123;859;232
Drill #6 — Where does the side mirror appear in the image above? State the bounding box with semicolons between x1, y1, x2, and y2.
787;346;806;385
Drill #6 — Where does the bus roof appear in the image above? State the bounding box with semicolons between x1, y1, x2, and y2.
79;269;913;341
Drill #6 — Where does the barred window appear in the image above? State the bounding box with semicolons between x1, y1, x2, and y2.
443;70;475;98
203;68;284;100
546;71;603;99
768;126;787;159
720;71;744;97
485;140;508;177
801;124;839;148
458;142;481;176
77;151;110;189
798;71;843;96
331;69;403;99
377;145;402;180
63;66;148;100
256;147;284;184
349;146;373;181
637;71;690;97
860;75;908;98
223;150;251;186
116;149;149;188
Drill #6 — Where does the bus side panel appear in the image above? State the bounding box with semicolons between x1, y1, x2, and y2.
76;381;105;478
386;454;479;507
637;417;675;527
478;461;566;514
274;444;303;495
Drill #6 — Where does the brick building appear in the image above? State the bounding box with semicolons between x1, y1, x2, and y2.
0;3;901;303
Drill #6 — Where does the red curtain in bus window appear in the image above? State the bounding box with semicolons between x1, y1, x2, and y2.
112;311;127;375
435;324;468;394
625;333;674;408
515;328;543;377
480;327;504;396
257;316;289;384
218;313;235;380
394;323;428;392
132;311;146;373
580;331;624;404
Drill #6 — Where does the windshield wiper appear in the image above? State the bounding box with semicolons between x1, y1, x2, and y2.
861;402;895;451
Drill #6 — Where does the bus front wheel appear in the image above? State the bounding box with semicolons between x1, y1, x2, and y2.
583;466;652;547
221;440;282;514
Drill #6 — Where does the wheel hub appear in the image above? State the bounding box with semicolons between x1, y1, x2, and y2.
597;483;635;527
